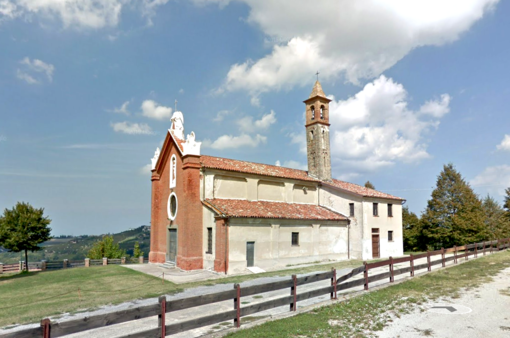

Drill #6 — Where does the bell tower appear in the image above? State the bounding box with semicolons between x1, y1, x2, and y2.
304;80;332;181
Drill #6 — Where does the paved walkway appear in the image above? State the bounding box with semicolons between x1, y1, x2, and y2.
0;251;494;338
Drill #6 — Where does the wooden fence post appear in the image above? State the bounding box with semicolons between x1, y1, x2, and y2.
441;248;445;267
41;260;46;271
158;296;166;338
121;257;126;265
389;257;394;283
490;241;493;253
0;263;3;275
363;261;369;290
474;243;477;258
234;284;241;328
330;268;337;300
290;275;297;311
103;257;108;266
85;258;90;267
427;251;431;272
19;261;23;272
41;318;51;338
465;244;468;261
410;254;414;277
63;259;68;269
454;245;457;264
497;239;500;251
139;256;144;264
483;242;486;256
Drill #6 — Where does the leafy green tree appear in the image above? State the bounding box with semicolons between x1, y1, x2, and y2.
364;181;375;189
0;202;52;271
402;206;423;252
482;195;510;239
87;235;125;259
421;163;487;249
133;241;143;258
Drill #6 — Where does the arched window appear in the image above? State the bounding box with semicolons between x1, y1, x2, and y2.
310;130;314;140
311;106;315;120
170;155;177;189
320;105;325;119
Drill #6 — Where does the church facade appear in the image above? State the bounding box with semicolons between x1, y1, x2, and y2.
149;81;404;274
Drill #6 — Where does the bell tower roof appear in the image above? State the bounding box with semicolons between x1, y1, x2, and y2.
309;80;327;99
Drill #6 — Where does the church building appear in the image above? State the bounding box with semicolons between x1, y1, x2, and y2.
149;81;404;274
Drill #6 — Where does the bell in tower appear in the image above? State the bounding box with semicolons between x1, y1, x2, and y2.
304;79;332;181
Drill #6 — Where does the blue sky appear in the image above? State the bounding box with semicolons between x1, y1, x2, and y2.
1;0;509;235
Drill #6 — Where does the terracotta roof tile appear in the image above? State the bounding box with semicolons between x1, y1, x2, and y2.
200;155;403;201
308;80;327;98
200;155;317;181
324;179;404;201
203;199;348;221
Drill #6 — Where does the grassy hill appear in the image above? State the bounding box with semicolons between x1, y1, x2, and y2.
0;226;151;264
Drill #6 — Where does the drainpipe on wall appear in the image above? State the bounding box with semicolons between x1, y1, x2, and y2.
224;217;229;275
347;221;350;260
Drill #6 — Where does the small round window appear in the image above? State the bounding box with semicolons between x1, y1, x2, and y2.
167;192;178;221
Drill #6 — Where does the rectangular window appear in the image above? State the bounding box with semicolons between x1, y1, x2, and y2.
388;231;393;242
349;203;355;217
388;204;393;217
206;228;213;254
292;232;299;246
373;203;379;216
372;228;379;234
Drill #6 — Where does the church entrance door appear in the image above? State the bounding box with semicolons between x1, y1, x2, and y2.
168;229;177;262
246;242;255;267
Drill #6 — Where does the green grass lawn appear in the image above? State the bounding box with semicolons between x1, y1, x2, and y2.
0;259;364;328
224;250;510;338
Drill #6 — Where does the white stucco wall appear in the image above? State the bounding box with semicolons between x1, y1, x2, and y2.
202;206;216;270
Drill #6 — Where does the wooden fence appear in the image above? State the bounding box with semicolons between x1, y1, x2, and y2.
0;256;145;275
1;238;509;338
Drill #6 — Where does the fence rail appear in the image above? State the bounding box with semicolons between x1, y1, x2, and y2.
1;238;509;338
0;256;146;275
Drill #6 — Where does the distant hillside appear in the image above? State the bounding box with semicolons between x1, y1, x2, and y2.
0;226;151;264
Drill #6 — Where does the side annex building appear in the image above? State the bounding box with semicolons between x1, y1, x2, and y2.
149;81;404;274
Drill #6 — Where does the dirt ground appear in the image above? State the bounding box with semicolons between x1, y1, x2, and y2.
378;267;510;338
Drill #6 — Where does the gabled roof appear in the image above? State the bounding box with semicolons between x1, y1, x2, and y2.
200;155;317;182
203;199;348;221
324;179;404;201
199;155;403;201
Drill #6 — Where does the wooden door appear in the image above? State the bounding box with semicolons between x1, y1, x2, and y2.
246;242;255;267
168;229;177;262
372;234;380;259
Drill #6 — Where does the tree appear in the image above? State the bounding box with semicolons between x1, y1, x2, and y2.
133;241;143;258
504;188;510;215
421;164;487;249
0;202;52;272
87;235;125;259
402;206;424;252
364;181;375;189
482;195;510;239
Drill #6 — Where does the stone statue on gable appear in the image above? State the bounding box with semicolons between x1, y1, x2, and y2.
171;111;185;140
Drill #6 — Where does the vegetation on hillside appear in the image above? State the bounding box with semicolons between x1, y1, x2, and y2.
87;235;126;259
0;202;52;270
0;226;150;264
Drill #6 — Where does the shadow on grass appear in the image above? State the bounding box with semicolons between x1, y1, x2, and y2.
0;271;41;281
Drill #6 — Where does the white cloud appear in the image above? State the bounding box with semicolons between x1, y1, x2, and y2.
111;121;153;135
0;0;169;29
496;134;510;151
213;109;232;122
108;101;130;115
139;163;153;175
141;100;172;120
275;160;281;166
237;110;276;132
214;0;498;97
471;165;510;196
322;75;450;175
179;88;184;94
288;131;306;154
419;94;451;118
203;134;266;149
17;57;54;84
282;160;307;170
